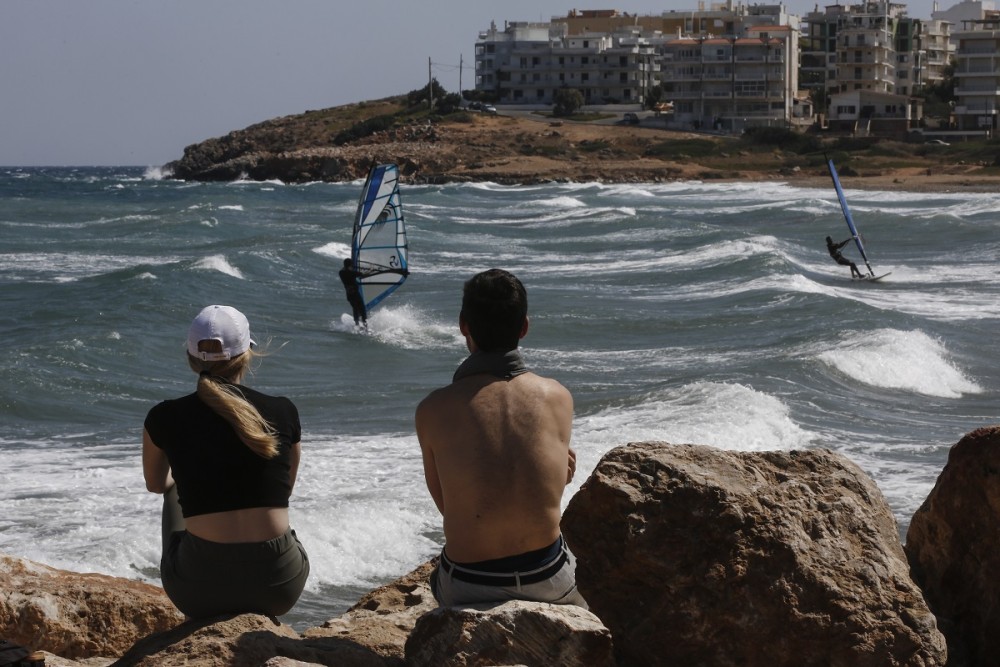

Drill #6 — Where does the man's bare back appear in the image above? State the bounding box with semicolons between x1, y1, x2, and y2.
416;369;575;563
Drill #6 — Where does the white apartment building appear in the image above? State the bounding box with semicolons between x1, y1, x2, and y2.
475;20;658;105
952;15;1000;132
658;25;799;131
801;1;952;99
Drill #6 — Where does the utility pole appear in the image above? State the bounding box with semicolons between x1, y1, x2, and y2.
459;54;463;99
429;57;434;109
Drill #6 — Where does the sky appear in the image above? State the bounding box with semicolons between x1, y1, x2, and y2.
2;0;941;167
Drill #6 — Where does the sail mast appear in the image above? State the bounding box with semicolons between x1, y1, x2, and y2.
826;156;874;277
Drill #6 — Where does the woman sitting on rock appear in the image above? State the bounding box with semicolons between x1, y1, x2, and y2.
142;305;309;619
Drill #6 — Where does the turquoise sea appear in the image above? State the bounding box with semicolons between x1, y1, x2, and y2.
1;166;997;630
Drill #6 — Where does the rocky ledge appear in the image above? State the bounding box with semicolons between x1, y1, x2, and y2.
162;109;1000;192
5;428;1000;666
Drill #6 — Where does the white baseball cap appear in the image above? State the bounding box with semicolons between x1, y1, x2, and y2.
186;305;255;361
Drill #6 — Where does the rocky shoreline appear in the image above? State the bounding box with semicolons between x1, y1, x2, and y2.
5;429;1000;666
162;109;1000;194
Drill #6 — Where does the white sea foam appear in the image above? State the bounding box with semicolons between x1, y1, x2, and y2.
193;254;244;279
817;328;982;398
314;241;352;259
143;166;170;181
569;382;815;496
218;205;244;211
330;304;462;351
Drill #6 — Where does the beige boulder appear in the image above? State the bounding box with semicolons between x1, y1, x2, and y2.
404;600;613;667
906;426;1000;667
0;555;181;660
563;442;946;667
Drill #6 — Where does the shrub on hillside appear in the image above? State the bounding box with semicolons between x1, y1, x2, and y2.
333;115;396;145
742;127;822;154
645;139;719;159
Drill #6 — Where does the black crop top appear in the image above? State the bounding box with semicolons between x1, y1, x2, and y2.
144;383;301;518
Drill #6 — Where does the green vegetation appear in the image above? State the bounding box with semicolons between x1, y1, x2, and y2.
553;89;584;117
645;138;721;159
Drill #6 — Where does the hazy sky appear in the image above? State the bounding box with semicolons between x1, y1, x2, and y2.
3;0;941;166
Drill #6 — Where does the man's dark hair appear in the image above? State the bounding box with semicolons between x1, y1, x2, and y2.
461;269;528;353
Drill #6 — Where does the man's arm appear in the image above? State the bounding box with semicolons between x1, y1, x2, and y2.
415;399;445;513
838;238;852;250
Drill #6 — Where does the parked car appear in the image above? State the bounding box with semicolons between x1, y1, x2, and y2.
925;139;950;146
466;101;483;111
482;105;498;115
622;112;640;124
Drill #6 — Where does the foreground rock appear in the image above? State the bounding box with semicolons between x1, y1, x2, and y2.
301;560;439;664
906;426;1000;667
5;441;961;666
0;555;182;660
112;613;390;667
563;442;946;667
404;600;613;667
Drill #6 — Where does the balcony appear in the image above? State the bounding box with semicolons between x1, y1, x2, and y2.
955;86;1000;96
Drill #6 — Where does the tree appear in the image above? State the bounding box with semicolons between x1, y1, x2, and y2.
644;85;664;110
917;61;957;120
434;92;463;115
407;78;448;109
553;88;584;117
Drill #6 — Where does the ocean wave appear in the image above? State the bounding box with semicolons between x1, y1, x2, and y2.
817;328;982;398
193;254;244;278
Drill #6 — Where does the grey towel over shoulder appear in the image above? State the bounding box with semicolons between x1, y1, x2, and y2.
452;350;528;383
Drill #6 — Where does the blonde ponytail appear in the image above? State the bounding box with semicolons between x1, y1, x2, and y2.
188;348;279;459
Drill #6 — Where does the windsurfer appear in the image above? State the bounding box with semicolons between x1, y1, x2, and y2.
826;236;865;279
415;268;587;609
339;258;367;326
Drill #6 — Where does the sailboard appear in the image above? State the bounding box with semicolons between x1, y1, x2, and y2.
350;163;409;312
825;156;890;281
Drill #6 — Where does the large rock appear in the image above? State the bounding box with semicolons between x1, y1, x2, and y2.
562;442;946;667
906;426;1000;667
112;612;400;667
0;555;182;660
301;560;439;664
404;600;613;667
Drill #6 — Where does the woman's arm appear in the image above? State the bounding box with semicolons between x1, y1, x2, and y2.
288;441;301;491
142;428;174;494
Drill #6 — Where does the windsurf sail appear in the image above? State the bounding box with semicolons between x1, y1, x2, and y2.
826;156;874;277
350;163;409;312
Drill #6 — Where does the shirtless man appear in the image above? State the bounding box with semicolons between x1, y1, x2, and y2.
415;268;587;608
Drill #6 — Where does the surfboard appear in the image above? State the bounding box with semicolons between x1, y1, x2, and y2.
350;163;409;314
826;156;885;281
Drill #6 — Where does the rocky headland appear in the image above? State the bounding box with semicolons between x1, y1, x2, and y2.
5;428;1000;666
162;98;1000;194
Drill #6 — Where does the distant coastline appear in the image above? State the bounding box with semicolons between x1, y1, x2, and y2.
161;98;1000;193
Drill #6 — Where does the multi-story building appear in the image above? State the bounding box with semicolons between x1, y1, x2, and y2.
475;3;800;125
800;2;952;100
951;14;1000;131
475;20;658;105
799;1;960;135
659;25;799;131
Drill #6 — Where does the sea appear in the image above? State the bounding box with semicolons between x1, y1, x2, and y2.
1;166;997;631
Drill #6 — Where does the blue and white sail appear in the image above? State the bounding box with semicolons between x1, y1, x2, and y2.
826;156;874;277
351;163;409;311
